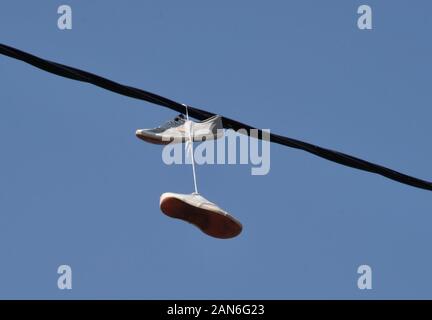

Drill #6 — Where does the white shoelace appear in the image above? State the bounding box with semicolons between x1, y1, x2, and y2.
183;104;198;194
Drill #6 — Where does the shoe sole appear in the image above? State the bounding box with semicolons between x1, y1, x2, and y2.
136;131;224;145
160;197;242;239
136;133;173;145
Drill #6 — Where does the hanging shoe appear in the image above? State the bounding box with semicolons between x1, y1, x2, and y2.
136;114;223;145
160;192;242;239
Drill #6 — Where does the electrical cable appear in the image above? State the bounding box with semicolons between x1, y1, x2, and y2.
1;43;431;191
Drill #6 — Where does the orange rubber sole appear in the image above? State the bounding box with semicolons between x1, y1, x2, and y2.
160;197;242;239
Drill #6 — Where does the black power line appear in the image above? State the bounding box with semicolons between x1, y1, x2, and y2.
1;42;431;192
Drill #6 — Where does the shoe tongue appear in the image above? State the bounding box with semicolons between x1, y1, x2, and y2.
191;193;213;204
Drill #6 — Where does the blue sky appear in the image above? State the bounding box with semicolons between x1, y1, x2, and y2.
1;1;432;299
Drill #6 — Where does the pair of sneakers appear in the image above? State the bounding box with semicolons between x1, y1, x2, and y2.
136;114;242;239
